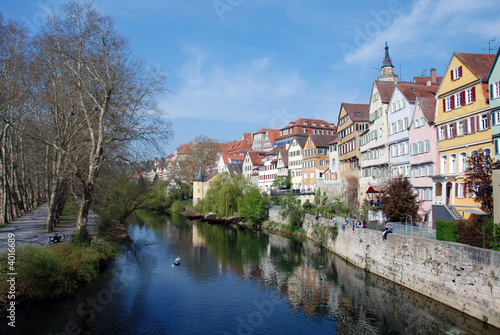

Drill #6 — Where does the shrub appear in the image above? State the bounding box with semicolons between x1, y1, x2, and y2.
71;226;92;246
456;219;482;247
435;219;457;242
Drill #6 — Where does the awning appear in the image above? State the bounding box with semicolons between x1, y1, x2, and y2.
462;209;489;216
366;186;381;194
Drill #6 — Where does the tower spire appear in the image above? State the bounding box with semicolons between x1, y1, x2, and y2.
378;42;397;82
382;42;394;68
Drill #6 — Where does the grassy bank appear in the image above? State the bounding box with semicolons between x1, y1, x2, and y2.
0;233;118;309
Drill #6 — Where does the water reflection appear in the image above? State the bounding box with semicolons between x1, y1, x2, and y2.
4;212;499;335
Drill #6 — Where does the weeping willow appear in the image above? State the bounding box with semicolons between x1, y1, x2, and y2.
196;172;252;217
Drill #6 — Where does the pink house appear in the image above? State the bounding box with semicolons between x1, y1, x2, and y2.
409;97;438;227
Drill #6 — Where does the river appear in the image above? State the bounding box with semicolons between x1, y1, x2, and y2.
7;212;499;335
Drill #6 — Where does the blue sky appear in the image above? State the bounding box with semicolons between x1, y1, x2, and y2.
3;0;500;157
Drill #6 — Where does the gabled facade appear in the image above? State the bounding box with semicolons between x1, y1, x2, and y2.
359;80;395;200
433;52;495;220
242;151;265;181
252;129;277;151
337;103;370;200
276;147;289;178
387;83;439;179
258;146;282;192
302;134;336;192
217;154;245;174
287;136;307;191
409;97;439;227
316;138;341;196
488;48;500;161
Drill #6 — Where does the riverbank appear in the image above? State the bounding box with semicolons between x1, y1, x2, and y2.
266;208;500;330
0;205;123;311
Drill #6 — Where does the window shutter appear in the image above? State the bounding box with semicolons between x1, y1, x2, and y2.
460;91;465;105
487;112;491;129
471;86;476;102
491;84;494;100
458;66;463;78
451;96;455;109
455;184;458;197
453;123;457;137
477;115;480;131
471;117;476;133
450;70;454;81
442;98;446;111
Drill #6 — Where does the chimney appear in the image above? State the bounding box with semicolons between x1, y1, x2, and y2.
430;68;437;83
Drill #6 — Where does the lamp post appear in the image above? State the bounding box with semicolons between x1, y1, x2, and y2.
405;215;412;235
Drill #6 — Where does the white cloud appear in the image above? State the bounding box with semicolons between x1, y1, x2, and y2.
162;47;307;124
338;0;500;67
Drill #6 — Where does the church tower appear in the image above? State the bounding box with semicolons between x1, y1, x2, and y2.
378;42;398;82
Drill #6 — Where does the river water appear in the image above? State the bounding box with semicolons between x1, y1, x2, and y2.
7;212;499;335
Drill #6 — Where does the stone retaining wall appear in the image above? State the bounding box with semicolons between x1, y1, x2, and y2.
269;208;500;329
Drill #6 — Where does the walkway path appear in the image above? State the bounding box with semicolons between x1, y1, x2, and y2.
0;204;98;254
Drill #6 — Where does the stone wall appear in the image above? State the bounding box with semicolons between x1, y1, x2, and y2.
269;208;500;328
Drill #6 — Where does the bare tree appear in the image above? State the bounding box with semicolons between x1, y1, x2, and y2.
36;1;171;229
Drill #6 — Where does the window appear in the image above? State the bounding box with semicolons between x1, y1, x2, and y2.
459;152;467;173
457;182;466;198
450;154;457;174
496;138;500;156
465;87;475;104
457;120;464;136
454;93;462;108
451;66;462;81
479;113;490;131
425;139;431;152
441;155;448;174
444;96;452;111
491;81;500;100
447;123;455;139
493;111;500;126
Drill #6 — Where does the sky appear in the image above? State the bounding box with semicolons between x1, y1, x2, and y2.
2;0;500;158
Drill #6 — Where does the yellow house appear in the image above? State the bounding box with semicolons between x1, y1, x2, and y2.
433;52;495;220
302;134;336;192
192;169;218;206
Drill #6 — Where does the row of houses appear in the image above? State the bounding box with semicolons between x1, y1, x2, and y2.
147;44;500;228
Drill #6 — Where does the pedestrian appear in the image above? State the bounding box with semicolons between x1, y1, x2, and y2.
362;220;367;228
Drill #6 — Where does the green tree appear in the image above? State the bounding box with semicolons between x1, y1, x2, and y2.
279;192;304;226
238;187;268;224
197;172;251;217
379;175;421;223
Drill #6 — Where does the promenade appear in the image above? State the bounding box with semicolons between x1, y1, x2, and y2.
0;204;98;254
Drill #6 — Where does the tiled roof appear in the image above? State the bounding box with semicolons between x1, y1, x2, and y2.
342;103;370;122
291;136;308;149
455;52;496;82
278;147;288;167
328;137;338;145
413;76;442;85
226;162;242;176
221;154;245;164
309;134;337;148
266;129;280;144
242;133;254;145
417;97;436;123
219;139;254;155
398;83;439;102
374;80;396;103
281;118;335;130
247;151;265;165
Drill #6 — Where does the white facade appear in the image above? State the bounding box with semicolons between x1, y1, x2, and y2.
359;81;393;198
387;86;413;178
287;137;305;191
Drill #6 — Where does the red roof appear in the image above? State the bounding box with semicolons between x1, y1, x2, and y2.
342;103;370;122
247;151;265;165
417;97;437;123
221;154;245;164
280;118;335;131
375;80;396;103
398;82;439;102
219;139;254;155
455;52;496;82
